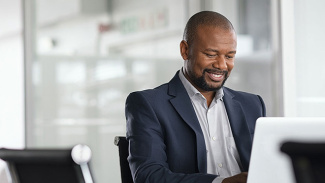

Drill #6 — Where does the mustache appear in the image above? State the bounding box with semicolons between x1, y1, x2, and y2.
203;68;228;75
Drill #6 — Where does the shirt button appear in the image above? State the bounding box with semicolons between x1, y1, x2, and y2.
212;136;217;141
218;163;223;168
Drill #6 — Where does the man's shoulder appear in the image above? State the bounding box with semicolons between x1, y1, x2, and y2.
131;83;169;95
223;87;265;109
223;87;262;99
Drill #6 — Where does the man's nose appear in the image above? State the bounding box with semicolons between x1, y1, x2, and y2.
213;56;227;70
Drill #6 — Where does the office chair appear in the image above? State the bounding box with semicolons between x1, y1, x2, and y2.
0;144;94;183
281;141;325;183
114;136;133;183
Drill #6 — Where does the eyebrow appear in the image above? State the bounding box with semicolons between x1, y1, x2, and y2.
204;48;237;54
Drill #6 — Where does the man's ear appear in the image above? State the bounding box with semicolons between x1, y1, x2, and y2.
180;40;189;60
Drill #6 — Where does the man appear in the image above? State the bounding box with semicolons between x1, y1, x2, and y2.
125;11;266;183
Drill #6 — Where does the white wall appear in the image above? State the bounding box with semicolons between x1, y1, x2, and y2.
0;0;25;148
281;0;325;117
294;0;325;117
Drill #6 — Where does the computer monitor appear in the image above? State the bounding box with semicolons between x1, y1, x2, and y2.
247;117;325;183
0;144;94;183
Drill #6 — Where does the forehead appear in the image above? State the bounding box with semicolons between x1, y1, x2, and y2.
195;25;237;49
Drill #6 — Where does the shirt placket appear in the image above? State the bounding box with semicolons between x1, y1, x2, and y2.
207;100;224;174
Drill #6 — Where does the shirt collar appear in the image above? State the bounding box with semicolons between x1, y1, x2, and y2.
178;68;224;101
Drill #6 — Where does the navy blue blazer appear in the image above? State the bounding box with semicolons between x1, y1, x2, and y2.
125;71;266;183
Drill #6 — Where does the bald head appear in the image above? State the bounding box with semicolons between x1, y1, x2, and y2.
183;11;234;46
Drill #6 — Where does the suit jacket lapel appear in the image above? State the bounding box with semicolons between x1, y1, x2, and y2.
168;71;208;173
223;88;252;171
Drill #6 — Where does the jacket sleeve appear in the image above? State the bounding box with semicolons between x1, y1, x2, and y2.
125;92;217;183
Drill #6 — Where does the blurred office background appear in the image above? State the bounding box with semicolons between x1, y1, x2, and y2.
0;0;324;182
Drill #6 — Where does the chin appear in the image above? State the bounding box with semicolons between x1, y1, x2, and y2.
209;81;227;91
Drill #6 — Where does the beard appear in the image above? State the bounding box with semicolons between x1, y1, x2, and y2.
188;68;229;91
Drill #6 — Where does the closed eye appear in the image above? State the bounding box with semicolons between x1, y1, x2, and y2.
204;53;216;58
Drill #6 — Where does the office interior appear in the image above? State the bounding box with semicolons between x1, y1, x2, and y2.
0;0;324;182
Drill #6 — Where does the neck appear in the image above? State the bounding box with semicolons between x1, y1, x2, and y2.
201;91;216;107
182;68;217;107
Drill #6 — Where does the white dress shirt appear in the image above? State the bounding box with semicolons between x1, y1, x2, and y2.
179;70;242;183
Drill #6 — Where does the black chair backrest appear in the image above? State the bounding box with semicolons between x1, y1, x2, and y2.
0;146;94;183
114;136;133;183
281;142;325;183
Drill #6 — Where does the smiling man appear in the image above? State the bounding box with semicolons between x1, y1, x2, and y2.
125;11;266;183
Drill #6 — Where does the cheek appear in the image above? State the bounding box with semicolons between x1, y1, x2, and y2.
185;59;201;76
190;58;205;72
227;62;234;73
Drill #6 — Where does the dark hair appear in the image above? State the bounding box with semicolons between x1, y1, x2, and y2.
183;11;234;46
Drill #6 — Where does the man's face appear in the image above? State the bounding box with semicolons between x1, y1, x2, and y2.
180;25;237;92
